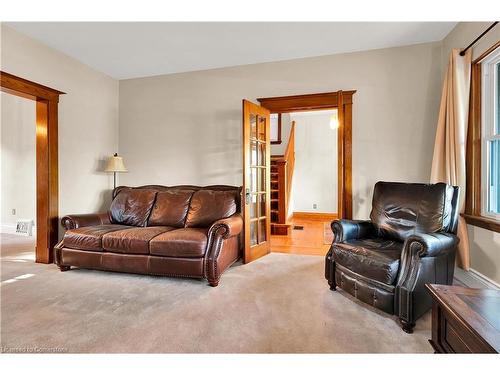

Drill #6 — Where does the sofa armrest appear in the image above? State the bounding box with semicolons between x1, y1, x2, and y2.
61;213;111;230
403;232;459;258
331;219;375;243
208;214;243;239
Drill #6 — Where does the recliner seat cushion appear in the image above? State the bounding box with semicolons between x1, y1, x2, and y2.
149;228;208;258
185;190;238;228
102;226;174;255
110;188;157;227
332;238;403;284
148;190;194;227
63;224;130;252
370;182;454;241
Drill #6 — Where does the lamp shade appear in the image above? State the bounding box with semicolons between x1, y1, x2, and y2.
104;153;127;173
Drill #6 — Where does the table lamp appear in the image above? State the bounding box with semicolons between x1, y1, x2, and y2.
105;153;127;190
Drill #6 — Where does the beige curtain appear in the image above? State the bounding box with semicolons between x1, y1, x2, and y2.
430;48;472;270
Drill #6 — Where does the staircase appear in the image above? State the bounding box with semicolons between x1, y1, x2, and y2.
270;121;295;235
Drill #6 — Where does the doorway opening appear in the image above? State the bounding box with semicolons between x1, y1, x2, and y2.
255;90;355;257
270;110;339;255
1;92;37;262
0;71;63;264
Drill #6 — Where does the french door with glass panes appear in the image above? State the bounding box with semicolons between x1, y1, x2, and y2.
242;100;271;263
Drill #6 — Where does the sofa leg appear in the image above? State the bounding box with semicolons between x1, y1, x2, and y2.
400;319;415;334
329;281;337;291
208;278;220;287
59;265;71;272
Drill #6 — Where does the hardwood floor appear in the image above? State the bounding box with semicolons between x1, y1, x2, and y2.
270;218;333;256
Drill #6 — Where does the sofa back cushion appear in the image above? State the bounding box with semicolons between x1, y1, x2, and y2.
185;190;238;228
370;181;455;241
148;190;194;227
110;188;157;227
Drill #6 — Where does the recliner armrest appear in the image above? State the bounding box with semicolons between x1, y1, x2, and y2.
403;232;459;258
208;214;243;239
61;213;111;230
331;219;375;243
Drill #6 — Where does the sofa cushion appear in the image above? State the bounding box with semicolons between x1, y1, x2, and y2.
148;190;194;227
110;188;157;227
370;182;455;241
102;226;174;255
185;190;237;228
149;228;208;258
332;238;403;285
63;224;130;252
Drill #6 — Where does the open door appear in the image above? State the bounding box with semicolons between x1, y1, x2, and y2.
242;100;271;263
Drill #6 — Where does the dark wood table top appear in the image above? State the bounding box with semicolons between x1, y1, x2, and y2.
426;284;500;352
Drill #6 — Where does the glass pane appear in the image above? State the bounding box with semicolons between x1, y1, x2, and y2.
259;193;266;217
258;115;266;141
250;113;257;139
258;142;266;166
250;193;258;219
250;220;258;246
250;167;257;193
258;168;266;192
488;139;500;214
496;63;500;135
250;140;258;166
258;219;267;243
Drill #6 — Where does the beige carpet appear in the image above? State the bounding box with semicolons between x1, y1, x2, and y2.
0;233;432;353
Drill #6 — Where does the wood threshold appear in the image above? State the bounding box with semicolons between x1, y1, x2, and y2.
463;214;500;233
293;212;338;221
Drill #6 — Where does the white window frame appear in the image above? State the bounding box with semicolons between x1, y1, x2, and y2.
481;46;500;220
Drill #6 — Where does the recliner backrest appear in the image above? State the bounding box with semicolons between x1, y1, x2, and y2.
369;181;458;241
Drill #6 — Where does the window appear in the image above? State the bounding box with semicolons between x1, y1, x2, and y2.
465;42;500;233
270;113;282;145
481;47;500;219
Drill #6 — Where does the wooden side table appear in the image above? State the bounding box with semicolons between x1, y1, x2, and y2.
426;284;500;353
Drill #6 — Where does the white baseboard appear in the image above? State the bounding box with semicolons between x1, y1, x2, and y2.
454;267;500;290
0;223;17;234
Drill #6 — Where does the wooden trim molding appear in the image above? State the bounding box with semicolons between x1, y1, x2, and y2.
257;91;356;113
463;214;500;233
464;43;500;233
258;90;355;219
1;71;64;263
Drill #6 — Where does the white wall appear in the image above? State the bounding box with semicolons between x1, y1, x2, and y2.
441;22;500;285
0;92;36;231
290;110;337;213
119;41;442;219
0;25;120;237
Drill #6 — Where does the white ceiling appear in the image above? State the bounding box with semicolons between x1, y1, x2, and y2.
6;22;457;80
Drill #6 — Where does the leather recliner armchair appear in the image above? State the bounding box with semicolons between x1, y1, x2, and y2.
325;181;460;333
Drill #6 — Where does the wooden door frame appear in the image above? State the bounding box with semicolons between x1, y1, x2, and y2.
1;71;64;263
257;90;355;219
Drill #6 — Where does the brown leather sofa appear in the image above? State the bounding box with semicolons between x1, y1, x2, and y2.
325;182;460;333
54;185;243;286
